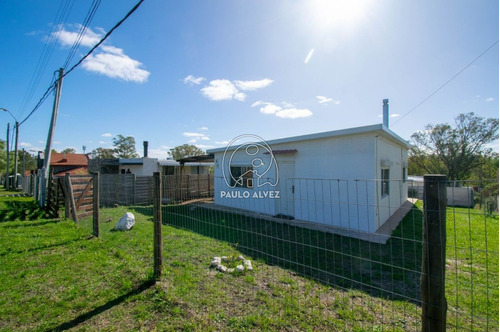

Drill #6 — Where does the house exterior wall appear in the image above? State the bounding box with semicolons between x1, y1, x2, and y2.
119;158;159;176
211;128;408;235
374;135;408;231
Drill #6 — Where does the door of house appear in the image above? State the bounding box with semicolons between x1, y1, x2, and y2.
276;160;295;219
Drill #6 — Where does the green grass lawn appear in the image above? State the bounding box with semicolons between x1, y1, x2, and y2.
157;201;498;331
0;191;497;331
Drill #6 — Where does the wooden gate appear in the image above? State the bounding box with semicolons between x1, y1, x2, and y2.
62;174;94;222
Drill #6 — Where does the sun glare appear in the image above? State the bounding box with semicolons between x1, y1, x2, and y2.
306;0;368;31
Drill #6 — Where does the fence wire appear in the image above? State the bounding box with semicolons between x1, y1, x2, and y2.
93;174;498;331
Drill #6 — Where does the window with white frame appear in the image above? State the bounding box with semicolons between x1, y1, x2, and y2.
381;168;390;196
230;166;253;188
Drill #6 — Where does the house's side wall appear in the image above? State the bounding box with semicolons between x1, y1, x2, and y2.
284;134;377;233
213;132;408;234
120;158;159;176
374;136;408;231
213;133;379;232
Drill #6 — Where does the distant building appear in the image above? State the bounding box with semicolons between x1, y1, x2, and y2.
50;152;90;176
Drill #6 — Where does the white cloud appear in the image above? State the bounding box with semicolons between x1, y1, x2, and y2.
20;142;33;148
83;50;150;83
183;75;206;85
276;108;313;119
252;101;312;119
215;140;230;145
149;146;172;159
51;25;149;83
234;79;273;91
101;133;113;137
485;97;494;102
201;80;246;101
183;132;206;138
260;103;282;115
316;96;341;105
195;78;273;102
198;126;209;131
51;24;104;48
183;132;210;143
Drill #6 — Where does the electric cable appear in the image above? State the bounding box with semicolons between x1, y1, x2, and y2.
392;40;499;126
18;0;145;127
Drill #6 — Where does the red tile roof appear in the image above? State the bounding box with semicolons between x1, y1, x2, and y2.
54;166;89;177
50;153;89;167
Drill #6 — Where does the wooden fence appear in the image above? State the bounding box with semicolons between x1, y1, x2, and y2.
46;174;95;222
99;174;213;206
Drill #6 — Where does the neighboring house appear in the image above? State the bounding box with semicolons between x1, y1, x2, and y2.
159;159;213;176
207;123;411;242
50;152;90;177
90;141;213;176
118;157;159;176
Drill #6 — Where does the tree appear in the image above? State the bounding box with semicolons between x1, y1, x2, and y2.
91;147;116;159
113;135;139;158
60;148;76;154
168;144;205;160
0;140;37;177
410;112;499;180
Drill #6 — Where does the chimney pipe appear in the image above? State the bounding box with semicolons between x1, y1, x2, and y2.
143;141;148;158
383;99;389;128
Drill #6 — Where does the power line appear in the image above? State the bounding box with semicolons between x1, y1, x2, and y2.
392;40;499;126
62;0;145;80
18;0;145;127
16;0;75;121
62;0;102;70
18;72;57;127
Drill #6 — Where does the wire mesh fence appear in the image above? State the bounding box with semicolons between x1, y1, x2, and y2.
95;173;498;330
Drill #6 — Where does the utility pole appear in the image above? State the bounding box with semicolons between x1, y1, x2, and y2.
40;68;64;206
22;148;26;189
5;123;9;189
13;121;19;189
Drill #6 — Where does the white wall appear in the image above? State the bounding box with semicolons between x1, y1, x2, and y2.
213;132;408;234
374;136;408;231
120;158;159;176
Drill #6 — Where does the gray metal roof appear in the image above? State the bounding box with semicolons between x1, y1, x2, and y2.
207;124;410;154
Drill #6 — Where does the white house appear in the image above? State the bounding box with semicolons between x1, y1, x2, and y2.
207;122;410;242
119;157;159;175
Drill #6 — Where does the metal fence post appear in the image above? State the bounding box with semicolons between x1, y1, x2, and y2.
421;175;447;332
153;172;163;280
93;172;100;237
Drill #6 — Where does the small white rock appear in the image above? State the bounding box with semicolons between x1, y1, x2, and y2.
210;260;220;268
236;265;245;272
216;265;227;272
246;265;253;271
114;212;135;231
221;256;229;262
227;268;235;273
237;255;245;261
243;260;251;266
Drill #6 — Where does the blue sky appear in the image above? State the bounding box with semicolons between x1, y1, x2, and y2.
0;0;498;158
